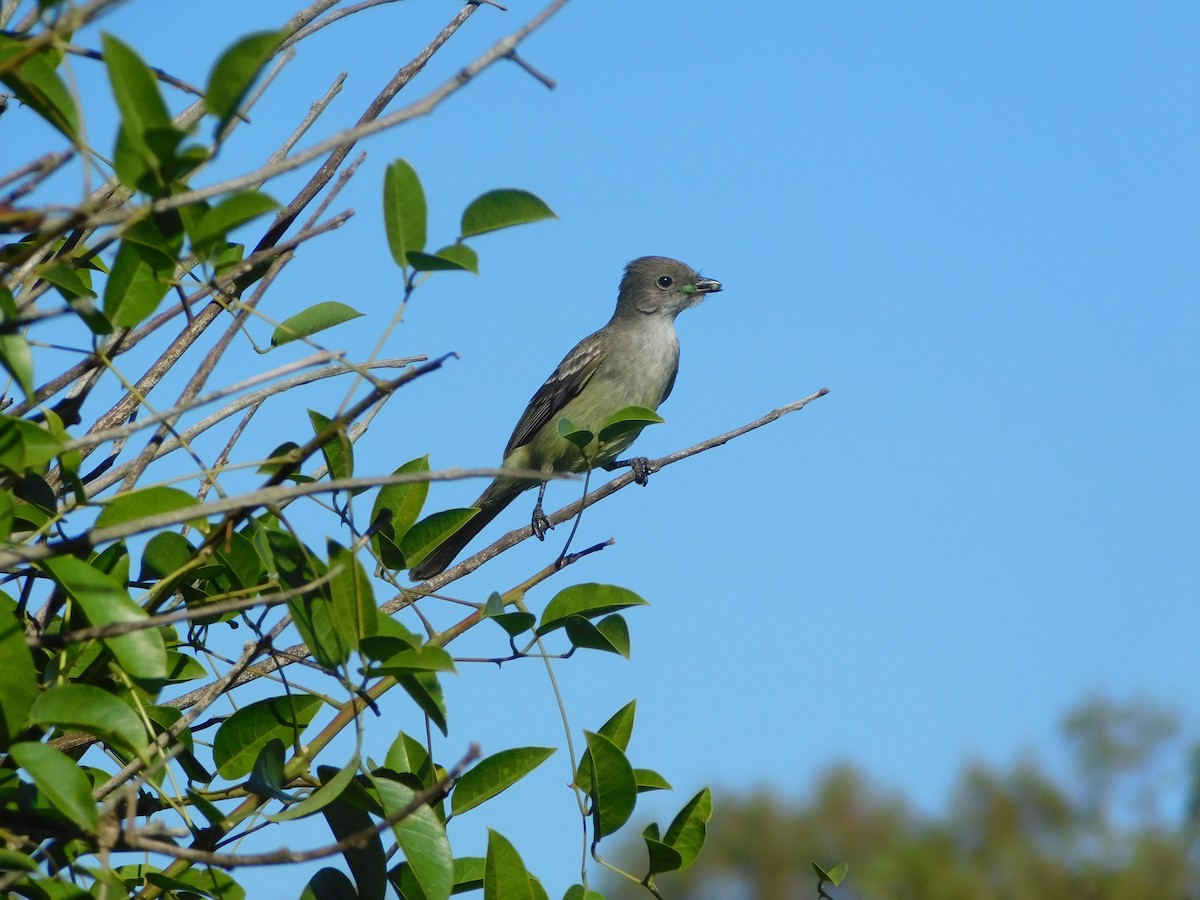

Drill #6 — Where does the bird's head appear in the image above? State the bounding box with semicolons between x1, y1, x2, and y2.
617;256;722;318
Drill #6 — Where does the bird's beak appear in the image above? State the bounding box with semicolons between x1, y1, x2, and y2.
694;277;722;294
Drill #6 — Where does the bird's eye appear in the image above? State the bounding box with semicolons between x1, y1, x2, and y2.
656;275;673;289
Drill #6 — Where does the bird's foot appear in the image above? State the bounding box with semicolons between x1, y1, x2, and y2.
628;456;653;485
531;505;552;541
605;455;654;486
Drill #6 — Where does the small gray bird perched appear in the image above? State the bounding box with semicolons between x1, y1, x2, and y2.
410;256;722;581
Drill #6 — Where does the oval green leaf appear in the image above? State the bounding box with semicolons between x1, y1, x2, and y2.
9;742;100;833
383;159;427;268
271;301;364;347
0;35;79;139
460;189;556;239
39;554;167;687
193;190;279;248
564;614;630;658
483;830;533;900
29;684;147;757
662;786;713;870
370;456;431;569
374;776;453;900
399;508;479;571
408;244;478;274
104;240;172;327
597;405;665;444
102;32;171;151
212;694;324;780
205;30;285;135
538;583;648;635
583;730;637;840
450;747;555;817
635;767;672;793
94;485;198;529
0;596;37;749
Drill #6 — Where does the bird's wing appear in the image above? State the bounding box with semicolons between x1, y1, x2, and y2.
503;327;607;457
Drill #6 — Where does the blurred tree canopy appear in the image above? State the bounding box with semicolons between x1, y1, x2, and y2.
604;696;1200;899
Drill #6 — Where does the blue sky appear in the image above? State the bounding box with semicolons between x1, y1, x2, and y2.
6;0;1199;894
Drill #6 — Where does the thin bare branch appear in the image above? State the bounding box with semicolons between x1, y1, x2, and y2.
403;387;833;596
282;0;407;50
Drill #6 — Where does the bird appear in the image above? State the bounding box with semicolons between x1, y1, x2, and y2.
409;256;722;581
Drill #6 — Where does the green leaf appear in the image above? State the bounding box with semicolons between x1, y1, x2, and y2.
327;539;377;644
397;673;447;736
635;767;672;793
399;508;479;571
460;189;556;239
271;301;364;346
145;867;246;900
538;583;648;635
0;490;13;543
0;596;37;749
583;730;637;841
365;643;455;677
384;732;434;787
102;32;176;185
642;823;684;876
102;33;170;132
308;410;353;483
0;34;79;139
0;415;66;473
38;260;96;300
192;190;279;249
383;159;427;269
0;331;34;400
483;830;534;900
246;738;292;802
29;684;147;757
270;758;360;822
812;861;849;886
163;651;207;685
103;240;172;327
0;848;37;873
212;694;324;780
139;531;195;582
94;485;198;529
215;530;266;590
564;613;630;658
322;797;387;900
662;787;712;870
8;742;99;833
597;405;665;445
407;243;479;274
301;867;357;900
556;416;593;451
481;597;538;636
450;747;555;817
371;456;431;569
562;887;605;900
205;30;285;135
39;554;168;688
374;776;454;900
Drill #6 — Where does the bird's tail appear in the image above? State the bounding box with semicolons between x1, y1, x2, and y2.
408;479;525;581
